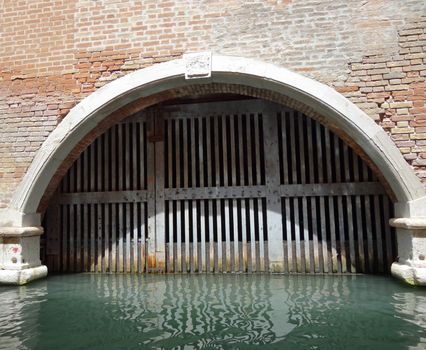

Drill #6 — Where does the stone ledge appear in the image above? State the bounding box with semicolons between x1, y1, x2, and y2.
390;218;426;230
0;265;47;285
0;226;43;237
391;262;426;286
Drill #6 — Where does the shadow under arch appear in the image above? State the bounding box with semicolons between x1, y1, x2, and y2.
4;54;426;226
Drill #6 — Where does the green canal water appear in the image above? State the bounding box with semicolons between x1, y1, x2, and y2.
0;274;425;350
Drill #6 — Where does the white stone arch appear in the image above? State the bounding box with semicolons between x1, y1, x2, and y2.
1;53;425;285
6;54;426;226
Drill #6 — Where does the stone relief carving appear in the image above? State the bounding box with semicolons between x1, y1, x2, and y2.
184;52;212;79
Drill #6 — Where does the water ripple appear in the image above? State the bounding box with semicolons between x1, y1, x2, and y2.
0;274;425;349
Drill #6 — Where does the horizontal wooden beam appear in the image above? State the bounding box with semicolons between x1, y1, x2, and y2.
56;182;384;204
164;182;384;200
57;190;148;205
163;186;266;200
280;182;385;197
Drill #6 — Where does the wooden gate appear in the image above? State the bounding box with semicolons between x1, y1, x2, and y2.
42;99;395;274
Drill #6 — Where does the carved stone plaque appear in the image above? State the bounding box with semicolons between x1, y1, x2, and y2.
183;52;212;79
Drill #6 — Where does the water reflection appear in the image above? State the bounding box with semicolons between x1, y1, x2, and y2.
0;274;425;349
0;282;47;350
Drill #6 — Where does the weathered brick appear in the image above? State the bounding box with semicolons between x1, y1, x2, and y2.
0;0;426;209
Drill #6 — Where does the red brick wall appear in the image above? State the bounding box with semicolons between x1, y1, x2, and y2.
1;0;425;209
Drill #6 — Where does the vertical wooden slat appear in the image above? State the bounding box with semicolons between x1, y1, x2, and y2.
118;124;123;191
364;195;374;273
192;201;198;272
383;196;393;271
206;116;213;187
222;117;230;272
69;204;75;272
124;123;130;191
214;115;221;187
118;203;124;272
176;200;182;272
183;118;189;189
125;202;131;273
90;203;95;272
146;114;156;272
175;119;181;188
324;128;338;273
62;205;68;271
75;156;82;272
224;114;231;187
246;114;253;186
254;113;263;186
297;112;306;184
372;195;383;273
248;198;256;272
224;199;231;272
97;204;103;273
97;135;104;273
341;143;356;273
362;163;374;273
104;131;111;273
75;204;81;272
190;118;198;272
289;112;299;271
214;116;222;272
110;204;116;273
232;199;239;272
240;199;247;272
258;198;265;272
104;203;110;273
301;197;310;272
230;115;238;272
334;135;346;273
82;147;89;270
310;197;319;273
200;200;206;272
82;203;88;271
110;128;117;273
289;111;298;185
238;114;245;187
298;114;308;271
168;201;174;273
166;119;173;272
315;123;327;273
141;122;146;190
131;202;137;273
352;152;365;273
263;110;284;272
155;114;166;272
191;118;197;188
216;199;222;272
280;112;289;185
141;203;146;273
184;200;190;272
199;118;205;188
293;198;302;272
337;196;346;273
318;197;328;273
355;195;365;272
230;114;237;187
207;200;214;272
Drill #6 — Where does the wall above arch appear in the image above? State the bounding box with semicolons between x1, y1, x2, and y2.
1;53;425;227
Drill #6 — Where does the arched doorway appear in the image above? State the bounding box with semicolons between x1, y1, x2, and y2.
42;97;396;275
2;54;425;284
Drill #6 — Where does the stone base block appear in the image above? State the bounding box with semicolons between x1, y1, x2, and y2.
391;262;426;286
0;265;47;285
